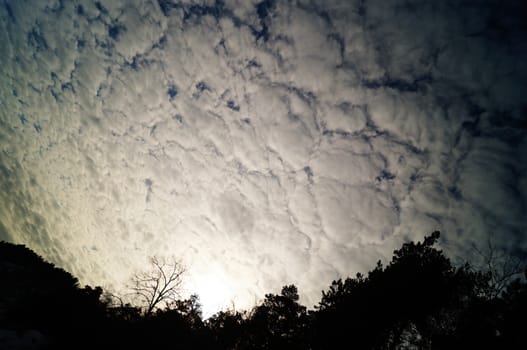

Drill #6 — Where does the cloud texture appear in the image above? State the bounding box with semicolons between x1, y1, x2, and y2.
1;0;526;315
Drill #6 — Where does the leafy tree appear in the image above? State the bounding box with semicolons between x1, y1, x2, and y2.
499;271;527;348
133;294;212;349
244;285;311;349
207;309;246;349
171;293;204;327
313;232;491;349
2;233;524;350
0;241;108;349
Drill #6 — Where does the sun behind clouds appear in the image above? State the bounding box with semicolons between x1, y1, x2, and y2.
0;0;526;318
187;265;237;318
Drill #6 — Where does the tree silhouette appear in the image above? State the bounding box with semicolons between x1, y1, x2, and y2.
472;239;525;299
207;309;245;349
128;256;186;316
2;233;524;349
133;294;211;349
245;284;311;349
313;231;492;349
0;241;109;349
499;270;527;348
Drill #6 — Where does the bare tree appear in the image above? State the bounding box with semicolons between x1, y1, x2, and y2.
128;256;186;316
473;240;525;299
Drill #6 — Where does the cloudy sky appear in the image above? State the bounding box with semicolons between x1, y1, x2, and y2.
1;0;526;316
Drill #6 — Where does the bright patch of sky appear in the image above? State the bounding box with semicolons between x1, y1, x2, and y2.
1;0;526;317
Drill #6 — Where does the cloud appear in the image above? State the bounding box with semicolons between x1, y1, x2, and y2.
1;0;526;316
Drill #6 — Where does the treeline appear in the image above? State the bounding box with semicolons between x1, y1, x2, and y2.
0;232;525;349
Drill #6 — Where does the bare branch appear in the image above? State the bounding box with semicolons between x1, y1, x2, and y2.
127;255;186;316
473;239;525;298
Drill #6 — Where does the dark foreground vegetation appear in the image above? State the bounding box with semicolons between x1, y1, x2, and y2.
1;232;525;349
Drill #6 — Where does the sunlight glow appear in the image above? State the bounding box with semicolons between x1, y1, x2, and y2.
189;268;235;318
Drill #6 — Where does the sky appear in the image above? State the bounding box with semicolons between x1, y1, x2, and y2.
0;0;526;317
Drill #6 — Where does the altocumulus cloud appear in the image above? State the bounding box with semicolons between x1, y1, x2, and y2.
0;0;526;316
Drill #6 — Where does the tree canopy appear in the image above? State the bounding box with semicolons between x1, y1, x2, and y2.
1;232;525;349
